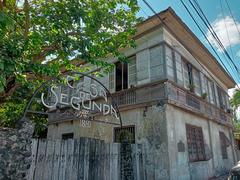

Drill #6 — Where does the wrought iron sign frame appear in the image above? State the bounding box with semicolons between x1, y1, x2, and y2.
22;71;122;127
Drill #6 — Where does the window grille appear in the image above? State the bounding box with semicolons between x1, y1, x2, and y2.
186;124;206;162
114;126;135;144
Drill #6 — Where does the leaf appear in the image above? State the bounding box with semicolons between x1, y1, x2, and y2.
0;61;4;70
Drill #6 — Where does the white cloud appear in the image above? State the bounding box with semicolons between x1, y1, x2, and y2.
228;85;240;98
206;16;240;52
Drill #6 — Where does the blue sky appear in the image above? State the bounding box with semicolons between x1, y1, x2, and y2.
137;0;240;85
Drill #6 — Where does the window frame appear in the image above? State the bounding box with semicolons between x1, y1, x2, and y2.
128;55;137;88
115;61;128;92
114;125;135;144
62;133;74;140
219;131;228;159
186;124;206;162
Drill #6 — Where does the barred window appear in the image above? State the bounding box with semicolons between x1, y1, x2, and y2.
114;126;135;144
186;124;205;162
219;131;229;159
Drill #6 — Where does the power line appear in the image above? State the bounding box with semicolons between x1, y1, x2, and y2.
224;0;240;38
187;0;240;86
142;0;239;88
180;0;240;87
219;0;235;61
142;0;165;24
180;0;231;75
190;0;240;76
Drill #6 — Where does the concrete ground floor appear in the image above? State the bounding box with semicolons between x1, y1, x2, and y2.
47;104;236;180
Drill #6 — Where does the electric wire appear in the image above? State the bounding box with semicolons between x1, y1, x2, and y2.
180;0;240;87
190;0;240;75
219;0;235;61
224;0;240;37
142;0;239;88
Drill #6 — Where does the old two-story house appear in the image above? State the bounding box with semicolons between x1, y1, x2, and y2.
46;8;236;179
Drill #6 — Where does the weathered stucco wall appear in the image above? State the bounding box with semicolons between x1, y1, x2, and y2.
0;121;33;180
47;103;235;180
47;105;170;179
166;104;235;180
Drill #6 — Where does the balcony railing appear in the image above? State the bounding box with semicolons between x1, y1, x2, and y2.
112;82;167;107
112;81;232;127
46;80;232;127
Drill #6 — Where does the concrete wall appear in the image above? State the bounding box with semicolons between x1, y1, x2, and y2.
166;104;235;180
47;105;171;179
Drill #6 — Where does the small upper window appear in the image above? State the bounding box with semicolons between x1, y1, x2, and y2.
62;133;74;140
114;126;135;144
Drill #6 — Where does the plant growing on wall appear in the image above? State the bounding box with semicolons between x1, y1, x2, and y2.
0;0;140;131
201;92;208;100
188;84;195;92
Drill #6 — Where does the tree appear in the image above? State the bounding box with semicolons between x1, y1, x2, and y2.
230;89;240;130
0;0;140;128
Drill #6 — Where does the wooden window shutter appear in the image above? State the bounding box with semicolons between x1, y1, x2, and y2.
150;45;164;81
192;68;201;96
165;46;175;81
175;51;184;86
128;56;137;88
109;67;115;93
136;49;150;85
183;61;190;89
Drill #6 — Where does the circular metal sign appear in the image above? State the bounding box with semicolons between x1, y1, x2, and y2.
23;71;122;127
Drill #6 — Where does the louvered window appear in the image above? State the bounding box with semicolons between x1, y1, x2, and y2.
114;126;135;144
186;124;206;162
192;68;201;96
175;52;184;86
183;61;190;89
150;45;164;81
165;46;175;81
128;56;137;87
217;86;227;109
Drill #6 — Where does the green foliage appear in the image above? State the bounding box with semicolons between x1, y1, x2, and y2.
0;101;26;127
0;0;140;132
201;92;207;99
231;89;240;110
230;89;240;130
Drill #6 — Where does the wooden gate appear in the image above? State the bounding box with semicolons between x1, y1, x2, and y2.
28;138;146;180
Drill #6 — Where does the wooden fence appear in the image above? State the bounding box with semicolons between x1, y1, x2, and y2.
28;138;146;180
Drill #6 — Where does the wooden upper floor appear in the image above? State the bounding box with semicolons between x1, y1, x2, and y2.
47;8;234;127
